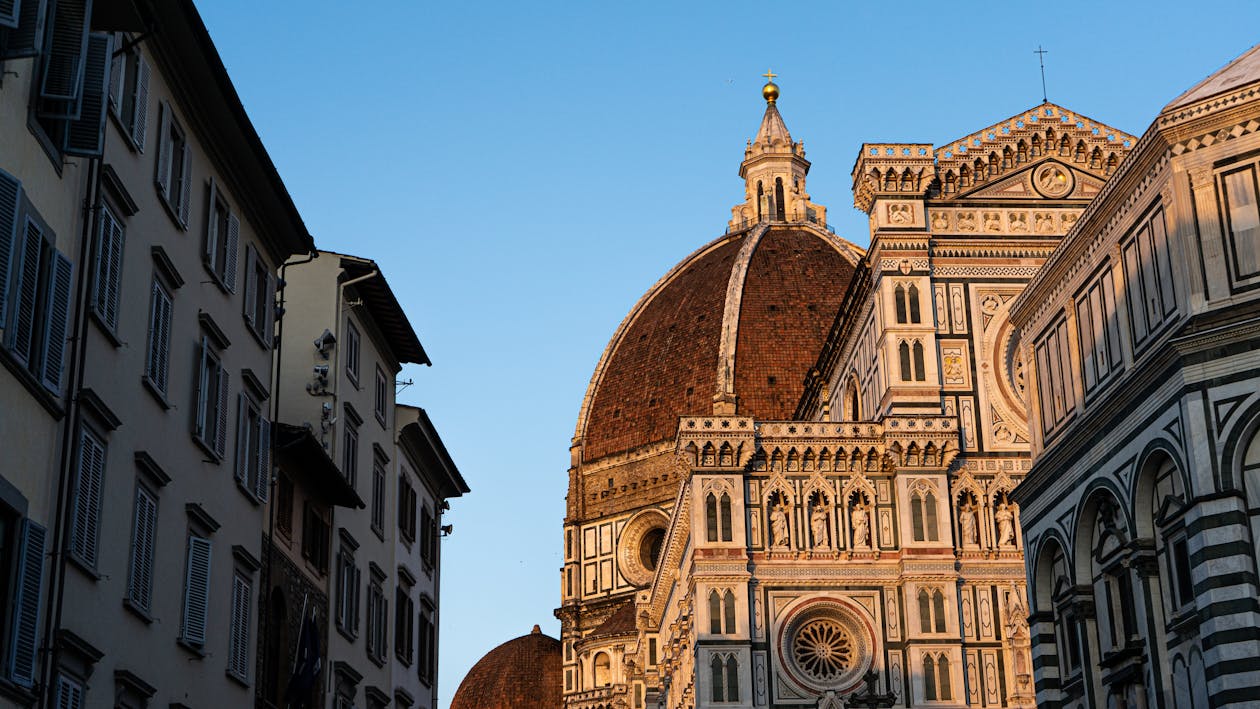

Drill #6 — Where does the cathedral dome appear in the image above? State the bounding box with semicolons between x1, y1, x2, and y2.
576;223;862;464
450;625;561;709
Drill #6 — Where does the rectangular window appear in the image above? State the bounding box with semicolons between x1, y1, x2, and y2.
90;203;124;333
420;505;434;568
143;277;173;396
1035;315;1077;437
243;245;274;346
335;548;360;637
371;458;386;537
341;412;359;488
374;366;387;426
108;39;151;149
155;103;192;227
126;483;158;613
1075;267;1123;396
180;535;212;647
418;600;435;685
1173;537;1194;609
395;585;415;666
301;503;329;575
398;476;417;543
193;336;229;459
1122;207;1177;350
5;516;48;688
70;427;106;570
345;319;361;385
203;178;239;292
227;573;252;682
1223;166;1260;283
366;574;388;664
234;392;270;501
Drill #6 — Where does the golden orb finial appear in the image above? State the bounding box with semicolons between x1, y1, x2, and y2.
761;69;779;103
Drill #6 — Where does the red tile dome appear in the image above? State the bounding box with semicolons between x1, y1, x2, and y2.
576;224;861;464
450;625;561;709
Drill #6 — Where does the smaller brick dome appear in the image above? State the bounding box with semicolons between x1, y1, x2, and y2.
451;625;561;709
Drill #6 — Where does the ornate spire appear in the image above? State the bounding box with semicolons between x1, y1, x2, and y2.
729;74;827;231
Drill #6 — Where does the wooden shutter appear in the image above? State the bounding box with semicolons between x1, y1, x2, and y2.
128;485;157;611
108;42;124;112
256;417;270;501
263;271;276;347
8;519;47;687
193;337;208;438
131;55;151;149
229;574;251;679
155;103;171;197
223;212;240;292
54;676;84;709
71;429;105;567
8;218;44;366
181;536;212;646
242;245;256;327
204;177;217;265
0;0;18;27
146;281;172;393
39;0;92;107
39;251;73;393
177;143;192;226
64;32;113;156
215;366;230;457
4;0;47;58
0;169;19;329
233;393;249;486
94;209;124;331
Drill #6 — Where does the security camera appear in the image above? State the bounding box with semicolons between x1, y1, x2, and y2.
313;364;329;379
313;329;337;358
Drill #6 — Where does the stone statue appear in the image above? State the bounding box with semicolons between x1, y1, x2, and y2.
960;501;978;546
811;504;829;550
995;502;1015;547
770;504;790;549
851;505;870;548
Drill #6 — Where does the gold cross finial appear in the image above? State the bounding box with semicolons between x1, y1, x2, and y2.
762;69;778;82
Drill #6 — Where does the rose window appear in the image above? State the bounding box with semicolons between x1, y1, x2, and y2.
792;618;855;681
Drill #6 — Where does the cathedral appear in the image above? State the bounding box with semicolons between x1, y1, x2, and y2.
453;41;1260;709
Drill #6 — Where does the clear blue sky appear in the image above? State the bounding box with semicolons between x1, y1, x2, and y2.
192;2;1258;705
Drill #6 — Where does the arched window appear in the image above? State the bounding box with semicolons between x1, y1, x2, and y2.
847;382;860;421
932;590;946;633
937;654;952;700
756;181;764;221
918;588;947;633
923;654;938;700
706;493;718;542
774;177;786;221
593;651;611;687
723;590;736;634
918;589;932;633
719;493;733;542
908;284;921;323
710;655;726;701
709;590;723;634
725;656;740;701
924;491;938;541
894;284;908;324
911;488;938;542
899;341;912;381
912;341;926;381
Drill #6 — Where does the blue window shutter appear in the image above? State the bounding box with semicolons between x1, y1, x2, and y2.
131;55;151;149
8;519;47;687
242;245;256;327
40;250;73;393
3;0;47;58
177;143;192;226
256;416;270;501
154;103;171;198
215;367;229;458
263;271;276;347
71;429;105;566
181;536;212;646
39;0;93;111
0;0;17;29
92;208;124;332
203;177;217;265
64;32;113;157
223;212;239;293
0;169;20;329
193;338;208;438
233;393;248;486
8;218;45;367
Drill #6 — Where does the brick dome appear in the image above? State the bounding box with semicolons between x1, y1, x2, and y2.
576;224;862;463
450;625;561;709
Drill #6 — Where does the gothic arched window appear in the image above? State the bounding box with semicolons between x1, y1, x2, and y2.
723;590;736;634
756;181;764;221
894;285;908;324
911;488;938;542
918;589;932;633
710;655;726;701
899;341;912;381
912;341;926;381
937;654;952;699
709;590;723;634
932;590;946;633
908;284;921;323
924;652;952;700
706;493;719;542
923;654;937;700
774;177;786;221
725;656;740;701
719;493;733;542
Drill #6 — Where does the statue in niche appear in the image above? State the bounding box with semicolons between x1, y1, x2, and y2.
770;503;790;549
851;504;870;548
995;502;1015;547
959;501;978;546
811;503;830;550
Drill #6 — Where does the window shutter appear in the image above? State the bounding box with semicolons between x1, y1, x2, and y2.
64;32;113;157
229;575;251;679
128;486;157;611
181;536;212;646
146;282;172;393
193;337;208;438
178;143;192;226
233;393;248;486
155;103;171;197
101;213;124;331
7;519;46;687
8;218;44;366
54;676;85;709
39;250;73;393
215;366;230;458
256;417;270;502
242;245;256;327
223;212;240;293
263;271;276;347
4;0;47;58
71;430;105;567
108;43;124;112
131;55;151;149
0;169;19;329
39;0;92;108
204;177;217;265
0;0;18;27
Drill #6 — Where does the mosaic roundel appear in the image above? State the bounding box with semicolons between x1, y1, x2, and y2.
1032;162;1074;198
779;599;874;693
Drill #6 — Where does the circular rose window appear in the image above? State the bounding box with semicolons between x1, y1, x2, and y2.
779;600;874;693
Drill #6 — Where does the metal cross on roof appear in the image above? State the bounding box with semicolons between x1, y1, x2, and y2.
762;69;778;82
1034;46;1049;104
